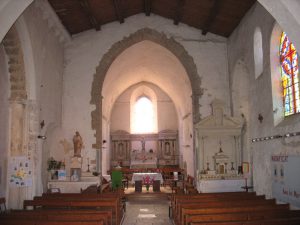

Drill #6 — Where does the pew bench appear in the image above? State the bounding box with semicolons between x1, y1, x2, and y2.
23;199;122;225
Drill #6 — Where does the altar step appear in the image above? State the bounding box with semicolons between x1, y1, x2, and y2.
126;192;169;203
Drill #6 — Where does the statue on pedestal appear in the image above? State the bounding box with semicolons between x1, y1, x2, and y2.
73;131;83;157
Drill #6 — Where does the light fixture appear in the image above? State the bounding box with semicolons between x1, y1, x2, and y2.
37;135;47;140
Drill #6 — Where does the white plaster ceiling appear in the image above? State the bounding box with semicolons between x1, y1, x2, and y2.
102;40;192;121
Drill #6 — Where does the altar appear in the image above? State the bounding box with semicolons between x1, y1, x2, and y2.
195;99;245;193
131;172;164;184
110;130;179;168
47;174;100;193
130;152;157;168
197;178;245;193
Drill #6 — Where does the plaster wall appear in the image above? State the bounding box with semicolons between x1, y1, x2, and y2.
110;82;178;133
22;5;64;126
20;4;65;193
0;46;9;197
228;3;300;200
62;14;230;175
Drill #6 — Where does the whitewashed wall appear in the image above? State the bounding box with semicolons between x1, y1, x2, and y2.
18;4;64;195
228;3;300;200
62;14;230;176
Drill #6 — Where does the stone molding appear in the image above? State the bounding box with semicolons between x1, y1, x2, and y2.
2;26;27;101
91;28;202;149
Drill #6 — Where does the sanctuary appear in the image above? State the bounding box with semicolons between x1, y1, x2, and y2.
110;130;179;169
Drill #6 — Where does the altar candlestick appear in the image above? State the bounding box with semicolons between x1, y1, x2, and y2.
87;157;90;172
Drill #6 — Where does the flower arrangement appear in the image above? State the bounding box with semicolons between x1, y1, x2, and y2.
143;175;154;191
47;157;65;171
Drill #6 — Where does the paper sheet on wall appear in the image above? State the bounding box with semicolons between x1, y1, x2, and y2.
9;156;33;187
272;155;300;208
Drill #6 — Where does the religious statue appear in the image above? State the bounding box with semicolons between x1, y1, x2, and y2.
73;131;83;157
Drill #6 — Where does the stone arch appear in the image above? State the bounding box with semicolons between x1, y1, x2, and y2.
2;26;27;101
91;28;202;149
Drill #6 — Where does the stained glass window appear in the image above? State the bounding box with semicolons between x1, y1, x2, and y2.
279;32;300;116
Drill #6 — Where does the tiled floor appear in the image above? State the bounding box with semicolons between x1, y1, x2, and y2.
122;193;173;225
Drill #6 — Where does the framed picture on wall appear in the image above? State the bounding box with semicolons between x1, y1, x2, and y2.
242;162;250;174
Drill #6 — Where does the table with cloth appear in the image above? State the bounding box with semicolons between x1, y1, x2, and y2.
131;172;163;185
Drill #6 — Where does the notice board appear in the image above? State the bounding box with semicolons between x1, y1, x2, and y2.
272;155;300;208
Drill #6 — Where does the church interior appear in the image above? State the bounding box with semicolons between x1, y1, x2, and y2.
1;0;300;224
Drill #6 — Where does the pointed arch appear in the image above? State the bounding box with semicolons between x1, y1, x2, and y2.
90;28;202;149
130;85;158;134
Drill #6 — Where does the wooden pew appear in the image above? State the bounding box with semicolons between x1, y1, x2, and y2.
189;217;300;225
185;209;300;225
41;192;126;211
172;196;275;221
1;209;112;225
23;198;121;225
174;199;277;225
181;204;290;225
38;193;126;214
0;220;104;225
170;192;259;211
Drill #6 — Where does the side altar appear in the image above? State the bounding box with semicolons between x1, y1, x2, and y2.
195;99;245;193
110;130;179;168
47;131;100;193
48;172;100;193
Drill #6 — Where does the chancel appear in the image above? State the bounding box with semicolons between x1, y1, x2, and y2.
1;1;300;225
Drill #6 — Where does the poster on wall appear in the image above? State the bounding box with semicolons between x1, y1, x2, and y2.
272;155;300;208
9;156;33;187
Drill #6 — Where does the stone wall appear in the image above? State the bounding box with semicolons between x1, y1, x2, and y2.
0;45;9;197
62;14;230;176
228;3;300;198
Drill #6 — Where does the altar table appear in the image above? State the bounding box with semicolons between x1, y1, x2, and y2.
131;173;163;184
197;178;245;193
48;175;100;193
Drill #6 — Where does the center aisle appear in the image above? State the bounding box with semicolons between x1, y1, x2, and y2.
122;193;173;225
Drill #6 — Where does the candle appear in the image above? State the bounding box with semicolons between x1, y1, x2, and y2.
87;157;89;165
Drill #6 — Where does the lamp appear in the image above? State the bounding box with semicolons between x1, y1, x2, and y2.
37;135;47;140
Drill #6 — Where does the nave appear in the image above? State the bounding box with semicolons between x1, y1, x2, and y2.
122;193;172;225
1;189;300;225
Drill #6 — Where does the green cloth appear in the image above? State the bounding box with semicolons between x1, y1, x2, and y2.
111;170;122;190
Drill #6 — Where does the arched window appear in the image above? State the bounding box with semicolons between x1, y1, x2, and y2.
254;27;263;79
132;96;155;133
279;32;300;116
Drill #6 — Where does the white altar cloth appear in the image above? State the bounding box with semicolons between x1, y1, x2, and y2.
131;173;163;184
48;176;100;193
197;178;245;193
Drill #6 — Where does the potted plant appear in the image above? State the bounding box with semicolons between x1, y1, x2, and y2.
47;157;65;180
